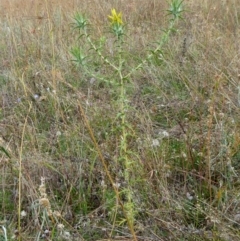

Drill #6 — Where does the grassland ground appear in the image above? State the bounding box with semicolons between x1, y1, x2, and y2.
0;0;240;240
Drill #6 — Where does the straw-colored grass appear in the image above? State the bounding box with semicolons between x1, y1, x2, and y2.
0;0;240;240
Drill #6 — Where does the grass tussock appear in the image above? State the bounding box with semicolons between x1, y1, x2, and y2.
0;0;240;240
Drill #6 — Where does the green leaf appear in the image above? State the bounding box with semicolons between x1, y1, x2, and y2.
0;146;11;158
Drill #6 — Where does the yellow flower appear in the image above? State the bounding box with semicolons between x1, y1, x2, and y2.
108;9;123;25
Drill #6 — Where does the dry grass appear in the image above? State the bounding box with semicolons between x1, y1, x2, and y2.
0;0;240;240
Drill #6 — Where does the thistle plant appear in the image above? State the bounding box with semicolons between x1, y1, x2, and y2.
167;0;184;20
70;0;184;239
108;8;124;39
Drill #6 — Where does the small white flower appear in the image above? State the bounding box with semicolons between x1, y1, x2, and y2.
57;223;65;230
152;139;160;147
162;130;169;137
56;131;62;136
44;229;50;235
219;112;224;119
158;130;169;138
186;192;194;200
33;94;39;99
113;182;121;188
182;152;187;158
21;210;27;217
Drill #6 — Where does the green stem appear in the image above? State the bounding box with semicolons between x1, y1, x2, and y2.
124;19;176;79
84;28;119;72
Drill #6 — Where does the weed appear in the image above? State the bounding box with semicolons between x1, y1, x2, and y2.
69;1;183;239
